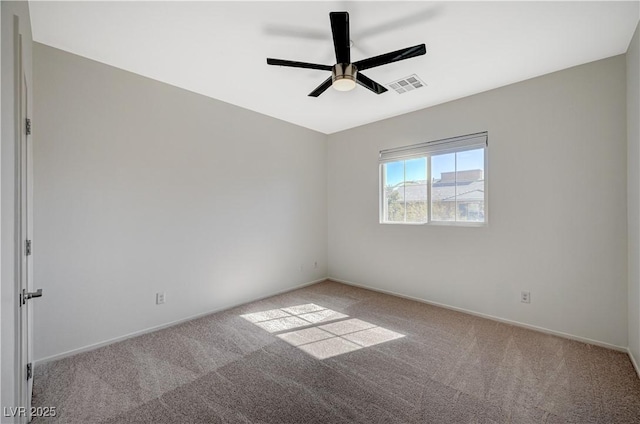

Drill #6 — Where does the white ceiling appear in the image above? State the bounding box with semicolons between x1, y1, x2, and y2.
30;1;639;134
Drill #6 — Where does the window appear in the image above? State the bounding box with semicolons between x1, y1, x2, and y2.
380;132;487;225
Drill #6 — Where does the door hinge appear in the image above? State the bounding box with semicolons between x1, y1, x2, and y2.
25;240;31;256
25;118;31;135
26;363;32;380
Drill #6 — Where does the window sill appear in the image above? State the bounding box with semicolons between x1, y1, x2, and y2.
379;221;487;227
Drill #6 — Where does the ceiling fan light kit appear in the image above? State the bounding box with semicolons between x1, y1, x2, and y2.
332;63;357;91
267;11;426;97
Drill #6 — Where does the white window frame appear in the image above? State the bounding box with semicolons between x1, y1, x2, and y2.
379;132;489;226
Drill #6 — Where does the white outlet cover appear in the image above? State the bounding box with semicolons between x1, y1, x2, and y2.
521;291;530;303
156;292;166;305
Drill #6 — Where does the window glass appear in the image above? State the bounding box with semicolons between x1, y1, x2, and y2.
383;159;428;223
383;161;405;223
405;158;427;223
455;149;485;222
431;152;456;222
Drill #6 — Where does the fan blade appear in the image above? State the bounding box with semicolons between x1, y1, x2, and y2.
330;12;350;64
267;58;332;71
354;44;426;71
356;73;388;95
308;77;333;97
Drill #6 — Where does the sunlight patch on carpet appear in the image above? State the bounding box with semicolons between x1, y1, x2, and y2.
242;304;405;359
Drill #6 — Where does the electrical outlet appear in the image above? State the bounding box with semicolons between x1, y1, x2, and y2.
314;261;318;269
521;291;530;304
156;292;166;305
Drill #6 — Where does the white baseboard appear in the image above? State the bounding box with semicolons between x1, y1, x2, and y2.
629;349;640;379
329;277;628;353
35;277;327;365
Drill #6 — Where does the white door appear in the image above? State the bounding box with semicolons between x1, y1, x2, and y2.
17;32;39;423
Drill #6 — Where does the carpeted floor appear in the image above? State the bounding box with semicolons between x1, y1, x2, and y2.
32;280;640;423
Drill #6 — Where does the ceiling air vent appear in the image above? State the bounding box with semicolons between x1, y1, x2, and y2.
388;74;426;94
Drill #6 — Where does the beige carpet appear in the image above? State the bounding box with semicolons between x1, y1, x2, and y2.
32;280;640;423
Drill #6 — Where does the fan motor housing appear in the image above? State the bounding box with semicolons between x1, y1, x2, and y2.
332;63;358;91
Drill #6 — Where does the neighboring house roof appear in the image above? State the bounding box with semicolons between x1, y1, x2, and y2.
388;179;485;203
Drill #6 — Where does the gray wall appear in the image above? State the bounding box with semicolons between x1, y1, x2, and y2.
327;55;628;349
628;22;640;371
33;43;328;361
31;35;637;363
1;0;33;418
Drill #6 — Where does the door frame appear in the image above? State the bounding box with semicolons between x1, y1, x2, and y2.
1;12;33;424
14;25;34;424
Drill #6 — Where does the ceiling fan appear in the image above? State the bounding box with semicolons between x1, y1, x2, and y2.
266;11;426;97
